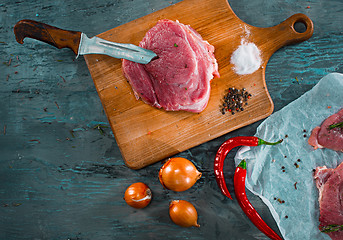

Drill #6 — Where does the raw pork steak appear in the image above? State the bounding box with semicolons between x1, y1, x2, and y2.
122;19;219;113
308;109;343;152
314;162;343;239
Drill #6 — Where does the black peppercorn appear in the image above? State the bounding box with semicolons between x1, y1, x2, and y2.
220;87;251;116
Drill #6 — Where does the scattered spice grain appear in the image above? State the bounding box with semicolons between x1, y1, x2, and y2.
294;182;298;190
69;130;75;138
54;101;60;109
59;75;66;83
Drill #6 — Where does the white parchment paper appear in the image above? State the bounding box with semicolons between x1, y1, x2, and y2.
235;73;343;240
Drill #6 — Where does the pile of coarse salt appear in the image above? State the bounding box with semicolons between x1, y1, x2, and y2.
231;39;262;75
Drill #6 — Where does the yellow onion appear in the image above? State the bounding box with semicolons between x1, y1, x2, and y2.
124;182;152;209
159;157;202;192
169;200;200;227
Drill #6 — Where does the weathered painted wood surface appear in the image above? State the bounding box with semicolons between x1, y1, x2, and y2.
0;0;342;239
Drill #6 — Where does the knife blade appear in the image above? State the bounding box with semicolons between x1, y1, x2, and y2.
77;33;157;64
14;19;157;64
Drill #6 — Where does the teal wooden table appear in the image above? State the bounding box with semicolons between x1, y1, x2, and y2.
0;0;342;239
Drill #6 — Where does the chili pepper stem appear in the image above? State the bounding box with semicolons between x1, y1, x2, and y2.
258;138;283;146
237;159;246;169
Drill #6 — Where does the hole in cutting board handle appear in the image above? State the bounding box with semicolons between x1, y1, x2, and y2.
287;13;313;38
294;21;307;33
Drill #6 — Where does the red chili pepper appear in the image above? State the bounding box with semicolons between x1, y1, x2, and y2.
234;160;283;240
214;136;282;199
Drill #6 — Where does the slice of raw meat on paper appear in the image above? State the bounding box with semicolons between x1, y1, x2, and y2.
314;162;343;240
308;109;343;152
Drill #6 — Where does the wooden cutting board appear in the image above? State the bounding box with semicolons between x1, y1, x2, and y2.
83;0;313;169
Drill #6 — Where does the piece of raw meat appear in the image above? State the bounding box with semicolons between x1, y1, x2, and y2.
308;109;343;152
314;162;343;239
122;19;219;113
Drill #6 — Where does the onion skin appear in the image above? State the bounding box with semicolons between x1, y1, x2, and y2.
124;182;152;209
169;200;200;228
159;157;202;192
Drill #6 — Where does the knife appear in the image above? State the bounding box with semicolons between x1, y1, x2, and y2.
14;19;157;64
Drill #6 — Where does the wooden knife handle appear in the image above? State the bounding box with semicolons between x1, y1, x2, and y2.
14;19;82;55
